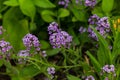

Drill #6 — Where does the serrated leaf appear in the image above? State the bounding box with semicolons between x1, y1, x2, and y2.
19;0;36;19
58;8;70;18
41;10;55;22
67;74;81;80
33;0;55;8
4;0;19;6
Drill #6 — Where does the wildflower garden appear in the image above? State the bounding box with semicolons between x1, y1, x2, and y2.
0;0;120;80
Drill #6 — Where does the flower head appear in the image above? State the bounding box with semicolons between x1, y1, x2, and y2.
23;33;40;51
47;67;55;75
102;65;115;73
88;14;100;25
85;75;95;80
48;22;60;34
17;50;30;63
58;0;70;8
0;40;12;53
49;31;72;48
85;0;97;7
88;15;110;40
97;17;110;28
79;26;87;33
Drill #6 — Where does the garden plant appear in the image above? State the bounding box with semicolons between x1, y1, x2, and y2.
0;0;120;80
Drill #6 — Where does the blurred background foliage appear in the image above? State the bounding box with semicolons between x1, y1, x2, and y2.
0;0;120;80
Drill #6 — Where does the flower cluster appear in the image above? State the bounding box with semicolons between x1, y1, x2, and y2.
22;33;40;51
47;67;55;79
79;26;87;34
58;0;70;8
17;50;30;63
0;40;12;53
85;0;97;7
41;50;47;57
88;14;110;40
85;75;95;80
48;22;72;48
101;64;116;76
48;22;59;34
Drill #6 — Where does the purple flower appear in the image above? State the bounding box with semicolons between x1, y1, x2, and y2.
97;17;110;28
47;67;55;75
41;50;47;57
49;31;72;48
102;65;115;73
105;77;109;80
48;22;60;34
58;0;70;8
23;33;40;51
79;26;87;33
17;50;30;63
85;0;97;7
85;75;95;80
88;15;110;40
0;40;12;53
88;14;100;25
101;64;116;77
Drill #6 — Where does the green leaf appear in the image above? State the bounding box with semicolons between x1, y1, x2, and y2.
40;40;50;49
58;8;70;18
19;64;41;79
69;5;87;22
67;74;81;80
0;0;7;11
3;7;29;52
102;0;114;13
4;0;19;6
68;28;80;45
46;48;61;56
30;22;37;31
41;10;55;22
19;0;36;20
90;26;112;64
92;6;104;17
86;51;101;72
33;0;55;8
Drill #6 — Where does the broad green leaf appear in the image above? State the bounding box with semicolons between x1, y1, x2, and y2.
3;7;29;52
0;0;7;11
92;6;104;17
19;0;36;20
4;0;19;6
67;74;81;80
40;40;50;49
19;64;41;78
33;0;55;8
41;10;55;22
86;51;101;72
69;5;87;22
58;8;70;18
46;48;61;56
72;17;78;22
102;0;114;14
